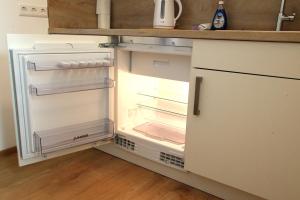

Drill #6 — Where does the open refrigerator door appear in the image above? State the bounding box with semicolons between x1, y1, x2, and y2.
7;34;115;166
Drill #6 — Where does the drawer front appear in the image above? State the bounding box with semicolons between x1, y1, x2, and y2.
192;40;300;79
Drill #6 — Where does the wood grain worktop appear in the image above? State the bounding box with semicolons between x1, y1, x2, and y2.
49;28;300;43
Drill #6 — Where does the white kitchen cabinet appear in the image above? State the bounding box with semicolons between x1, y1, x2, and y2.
185;40;300;200
8;34;300;200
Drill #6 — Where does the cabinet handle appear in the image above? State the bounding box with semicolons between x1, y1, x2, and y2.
193;76;203;116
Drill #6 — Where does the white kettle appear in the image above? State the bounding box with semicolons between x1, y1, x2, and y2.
153;0;183;29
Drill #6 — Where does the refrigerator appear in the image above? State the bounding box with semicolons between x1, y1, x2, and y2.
8;34;192;169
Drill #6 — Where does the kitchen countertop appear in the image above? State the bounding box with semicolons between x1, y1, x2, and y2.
49;28;300;43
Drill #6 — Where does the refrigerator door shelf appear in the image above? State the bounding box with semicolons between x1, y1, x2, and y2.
34;119;114;155
29;79;115;96
27;59;113;71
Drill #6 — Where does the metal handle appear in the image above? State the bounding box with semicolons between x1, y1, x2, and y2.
193;76;203;116
160;0;165;19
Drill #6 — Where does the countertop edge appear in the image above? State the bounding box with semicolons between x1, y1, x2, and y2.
48;28;300;43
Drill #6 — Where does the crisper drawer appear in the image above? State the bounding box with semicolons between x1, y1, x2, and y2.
34;119;114;155
192;40;300;79
131;52;191;82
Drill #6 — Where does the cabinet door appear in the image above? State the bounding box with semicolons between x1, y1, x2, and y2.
8;34;115;166
185;68;300;200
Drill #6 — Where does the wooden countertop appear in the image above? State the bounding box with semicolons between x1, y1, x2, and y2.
49;28;300;43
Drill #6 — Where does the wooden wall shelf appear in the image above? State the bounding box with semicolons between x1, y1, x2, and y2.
49;28;300;43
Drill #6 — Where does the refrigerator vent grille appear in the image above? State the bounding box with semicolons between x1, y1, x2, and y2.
160;152;184;168
115;136;135;151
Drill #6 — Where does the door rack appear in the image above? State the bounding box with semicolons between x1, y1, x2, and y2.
27;59;113;71
34;119;114;155
29;79;114;96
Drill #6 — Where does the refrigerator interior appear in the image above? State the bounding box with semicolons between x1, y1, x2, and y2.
116;50;191;152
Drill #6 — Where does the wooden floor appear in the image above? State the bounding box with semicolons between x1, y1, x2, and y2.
0;148;221;200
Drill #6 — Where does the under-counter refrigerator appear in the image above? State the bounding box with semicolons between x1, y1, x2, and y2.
8;34;192;167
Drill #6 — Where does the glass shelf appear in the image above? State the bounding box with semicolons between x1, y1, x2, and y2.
29;79;114;96
137;92;188;104
136;92;188;117
34;119;114;155
136;103;187;117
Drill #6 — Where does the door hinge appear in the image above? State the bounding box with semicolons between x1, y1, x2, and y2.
99;43;118;48
99;36;120;48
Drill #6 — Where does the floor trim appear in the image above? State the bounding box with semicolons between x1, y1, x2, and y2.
0;146;17;157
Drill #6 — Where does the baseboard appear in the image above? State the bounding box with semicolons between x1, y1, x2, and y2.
0;146;17;157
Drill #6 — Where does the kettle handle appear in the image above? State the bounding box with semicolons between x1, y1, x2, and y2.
174;0;182;23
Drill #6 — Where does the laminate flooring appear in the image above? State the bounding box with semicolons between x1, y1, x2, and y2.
0;148;222;200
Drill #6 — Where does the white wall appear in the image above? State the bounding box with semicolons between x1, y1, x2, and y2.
0;0;48;150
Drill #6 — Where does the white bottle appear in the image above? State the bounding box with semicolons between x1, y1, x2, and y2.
97;0;111;29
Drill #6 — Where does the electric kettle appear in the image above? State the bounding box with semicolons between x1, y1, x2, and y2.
153;0;183;29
